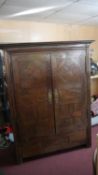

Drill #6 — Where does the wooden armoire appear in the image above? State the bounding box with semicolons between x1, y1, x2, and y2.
0;40;93;162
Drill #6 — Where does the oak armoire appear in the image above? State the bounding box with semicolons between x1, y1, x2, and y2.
0;40;93;162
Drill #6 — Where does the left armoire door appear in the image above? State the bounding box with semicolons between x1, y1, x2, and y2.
6;50;55;145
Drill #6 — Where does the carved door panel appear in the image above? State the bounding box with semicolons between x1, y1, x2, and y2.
8;50;55;142
51;49;87;134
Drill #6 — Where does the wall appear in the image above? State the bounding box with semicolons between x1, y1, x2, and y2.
0;20;98;60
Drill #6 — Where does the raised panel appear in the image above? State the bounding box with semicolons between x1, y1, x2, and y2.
9;51;55;139
22;129;86;158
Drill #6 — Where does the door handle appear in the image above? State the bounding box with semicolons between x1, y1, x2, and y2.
54;89;59;103
48;90;52;104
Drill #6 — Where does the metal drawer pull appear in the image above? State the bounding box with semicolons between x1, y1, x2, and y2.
48;90;52;104
54;89;59;103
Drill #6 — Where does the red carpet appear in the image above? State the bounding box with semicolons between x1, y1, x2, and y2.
0;126;98;175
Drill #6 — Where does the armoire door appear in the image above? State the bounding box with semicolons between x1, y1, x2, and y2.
7;50;55;143
51;49;88;136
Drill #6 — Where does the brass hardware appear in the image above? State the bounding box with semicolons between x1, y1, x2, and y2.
48;90;52;104
54;89;59;103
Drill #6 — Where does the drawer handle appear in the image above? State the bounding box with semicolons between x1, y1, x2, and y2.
54;89;59;103
48;90;52;104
